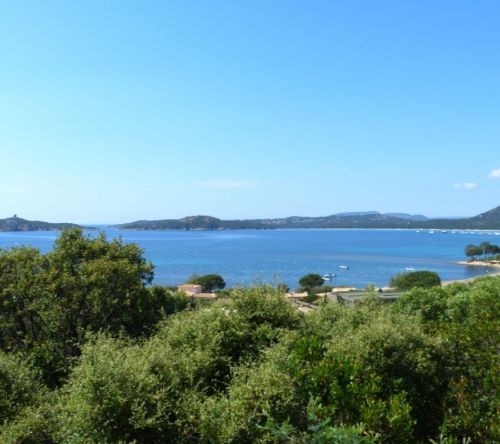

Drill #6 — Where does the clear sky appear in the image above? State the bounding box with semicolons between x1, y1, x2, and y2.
1;1;499;223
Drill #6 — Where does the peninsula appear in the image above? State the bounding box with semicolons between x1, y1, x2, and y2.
116;205;500;231
0;216;81;232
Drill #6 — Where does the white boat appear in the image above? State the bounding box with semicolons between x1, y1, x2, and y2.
322;273;336;280
338;265;349;270
405;267;415;272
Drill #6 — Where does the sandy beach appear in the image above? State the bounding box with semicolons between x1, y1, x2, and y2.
455;260;500;269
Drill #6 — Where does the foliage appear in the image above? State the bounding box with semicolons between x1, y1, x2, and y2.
54;335;175;443
0;229;187;385
0;352;45;427
301;293;320;303
393;287;449;322
309;285;333;294
0;230;498;443
390;270;441;290
0;395;57;444
147;285;195;315
438;278;500;442
465;242;500;259
298;273;324;289
187;273;226;291
464;244;483;259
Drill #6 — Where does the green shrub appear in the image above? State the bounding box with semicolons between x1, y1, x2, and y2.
0;395;57;444
394;287;449;322
56;336;179;443
309;285;333;294
301;293;320;303
314;310;449;441
390;270;441;290
197;343;301;443
0;352;45;427
439;277;500;442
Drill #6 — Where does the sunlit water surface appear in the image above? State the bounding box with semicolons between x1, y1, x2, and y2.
1;228;499;288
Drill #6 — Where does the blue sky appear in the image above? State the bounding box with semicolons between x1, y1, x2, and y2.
0;0;499;223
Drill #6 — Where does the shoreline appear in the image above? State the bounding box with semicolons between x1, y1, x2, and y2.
444;260;500;286
442;270;500;286
114;227;500;232
455;260;500;269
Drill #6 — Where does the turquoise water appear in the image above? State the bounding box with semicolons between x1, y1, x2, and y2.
0;228;498;288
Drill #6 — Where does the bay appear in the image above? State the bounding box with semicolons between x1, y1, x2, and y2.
0;228;499;288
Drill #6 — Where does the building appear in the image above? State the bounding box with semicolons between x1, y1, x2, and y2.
177;284;203;295
177;284;216;301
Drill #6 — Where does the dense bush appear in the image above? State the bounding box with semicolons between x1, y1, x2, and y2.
390;270;441;290
0;352;45;427
0;229;191;385
0;231;498;443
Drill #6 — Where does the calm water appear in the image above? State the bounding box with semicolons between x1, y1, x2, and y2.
0;228;499;288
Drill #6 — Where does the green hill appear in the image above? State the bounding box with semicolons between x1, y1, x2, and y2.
0;216;81;232
116;206;500;230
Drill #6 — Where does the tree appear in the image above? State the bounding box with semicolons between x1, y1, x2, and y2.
479;241;491;258
464;244;482;260
390;271;441;290
45;229;155;338
485;242;498;257
298;273;324;290
0;247;48;353
187;273;225;292
0;228;160;384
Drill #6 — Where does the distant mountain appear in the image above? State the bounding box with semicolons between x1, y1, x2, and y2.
116;206;500;231
334;211;380;217
470;206;500;226
335;211;429;221
0;216;81;232
384;212;429;221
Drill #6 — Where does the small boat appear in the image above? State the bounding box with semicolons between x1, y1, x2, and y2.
429;230;435;234
338;265;349;270
322;273;336;280
405;267;415;272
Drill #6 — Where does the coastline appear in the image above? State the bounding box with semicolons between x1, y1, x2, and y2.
455;260;500;269
442;270;500;286
444;260;500;286
115;227;500;232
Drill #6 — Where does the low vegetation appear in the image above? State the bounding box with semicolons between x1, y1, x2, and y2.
390;270;442;290
0;229;498;443
465;241;500;261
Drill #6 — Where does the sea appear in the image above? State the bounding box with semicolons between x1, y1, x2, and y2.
0;228;499;288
